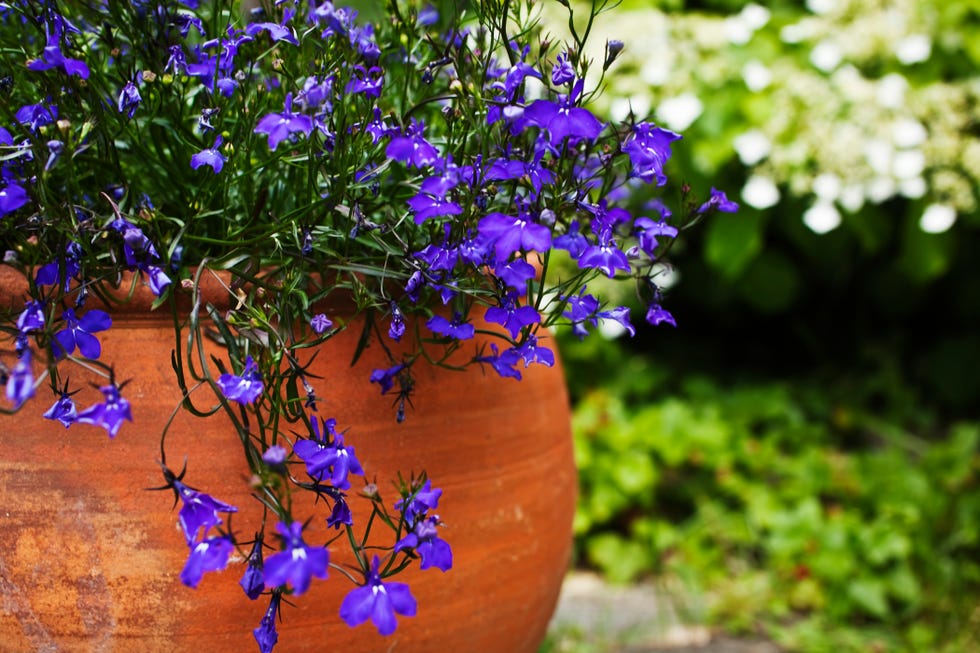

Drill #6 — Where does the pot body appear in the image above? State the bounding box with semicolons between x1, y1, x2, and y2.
0;272;576;652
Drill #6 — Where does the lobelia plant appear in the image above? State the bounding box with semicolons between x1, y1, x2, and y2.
0;0;736;651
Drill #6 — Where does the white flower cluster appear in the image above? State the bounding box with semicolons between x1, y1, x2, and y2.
545;0;979;235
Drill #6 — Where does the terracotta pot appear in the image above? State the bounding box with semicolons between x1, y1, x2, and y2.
0;268;576;652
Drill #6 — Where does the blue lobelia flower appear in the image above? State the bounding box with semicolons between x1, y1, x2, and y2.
645;303;677;327
5;350;35;409
523;81;603;146
425;313;475;341
43;391;78;428
117;81;141;118
394;515;453;572
577;237;631;278
484;294;540;339
263;521;329;595
477;211;552;260
240;536;266;600
475;342;523;380
76;383;132;438
394;479;442;524
0;181;28;217
216;356;264;404
292;417;365;490
386;119;439;169
16;300;45;333
190;135;226;173
633;217;678;258
254;92;314;150
310;312;332;334
514;335;555;369
26;20;90;79
622;122;682;186
253;592;281;653
551;51;575;86
52;308;111;359
339;556;417;635
696;187;740;215
369;362;405;395
171;479;239;545
180;535;234;588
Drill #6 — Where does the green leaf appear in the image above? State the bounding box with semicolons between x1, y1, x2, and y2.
703;210;764;279
847;578;889;619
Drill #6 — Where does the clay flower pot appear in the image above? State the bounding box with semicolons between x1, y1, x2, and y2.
0;268;576;652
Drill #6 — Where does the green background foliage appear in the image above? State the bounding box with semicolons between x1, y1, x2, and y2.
553;0;980;650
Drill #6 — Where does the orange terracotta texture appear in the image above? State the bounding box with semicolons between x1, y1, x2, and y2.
0;269;576;652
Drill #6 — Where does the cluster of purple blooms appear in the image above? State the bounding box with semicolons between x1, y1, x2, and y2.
1;0;737;651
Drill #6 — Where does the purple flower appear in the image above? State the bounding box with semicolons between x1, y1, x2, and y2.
245;17;300;45
369;362;405;395
52;308;111;359
476;343;523;380
553;221;589;259
407;177;463;224
477;212;552;259
262;445;287;466
485;295;540;338
15;102;57;133
578;238;631;278
339;556;417;635
696;187;740;215
253;593;281;653
216;356;263;404
0;182;29;216
346;65;383;98
240;537;266;600
634;217;678;257
293;417;364;490
387;302;406;341
16;300;45;333
180;535;234;588
394;516;453;572
36;242;82;291
6;350;34;409
395;479;442;524
514;335;555;368
145;265;172;296
386;119;440;169
349;22;380;61
327;494;353;529
310;313;333;334
494;258;537;294
172;479;239;544
26;22;90;79
76;383;132;438
551;52;575;85
598;305;636;337
523;81;603;146
264;521;329;595
604;39;625;69
623;122;682;186
418;4;439;25
190;135;226;173
646;303;677;327
254;93;314;150
426;313;475;340
43;392;77;428
117;81;141;118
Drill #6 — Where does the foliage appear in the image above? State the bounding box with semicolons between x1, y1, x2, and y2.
564;333;980;652
544;0;980;415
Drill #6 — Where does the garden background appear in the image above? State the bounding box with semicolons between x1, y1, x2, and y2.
541;0;980;651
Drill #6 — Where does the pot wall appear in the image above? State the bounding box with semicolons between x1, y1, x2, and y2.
0;270;576;653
